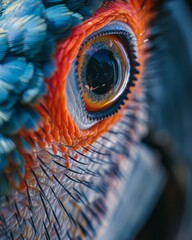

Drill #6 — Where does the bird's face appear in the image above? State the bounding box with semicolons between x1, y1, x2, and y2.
0;0;154;239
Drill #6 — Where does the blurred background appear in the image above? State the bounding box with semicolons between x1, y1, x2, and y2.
101;0;192;239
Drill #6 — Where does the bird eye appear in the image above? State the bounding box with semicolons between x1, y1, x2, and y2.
77;22;138;119
66;21;138;127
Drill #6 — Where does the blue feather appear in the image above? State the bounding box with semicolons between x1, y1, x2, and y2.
22;108;42;130
15;62;35;94
10;150;23;166
28;68;44;89
0;28;8;61
3;112;22;134
19;137;32;154
78;5;93;18
44;0;63;3
10;150;26;178
0;135;15;154
46;5;72;32
0;155;8;175
0;78;15;91
64;0;85;12
2;0;45;19
71;13;83;26
86;0;103;12
0;173;9;195
4;17;25;53
12;168;21;187
21;88;41;104
40;33;56;60
24;16;47;58
0;88;9;103
0;57;27;85
0;108;14;127
42;60;56;78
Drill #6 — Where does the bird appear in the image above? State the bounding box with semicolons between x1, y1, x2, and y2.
0;0;192;239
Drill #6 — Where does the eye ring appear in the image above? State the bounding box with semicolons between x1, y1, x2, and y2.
75;25;140;121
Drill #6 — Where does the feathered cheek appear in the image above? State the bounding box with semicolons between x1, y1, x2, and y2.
39;1;151;154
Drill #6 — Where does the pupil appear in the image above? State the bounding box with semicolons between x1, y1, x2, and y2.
86;49;118;95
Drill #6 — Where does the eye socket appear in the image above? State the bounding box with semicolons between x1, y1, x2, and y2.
66;21;139;129
75;22;139;120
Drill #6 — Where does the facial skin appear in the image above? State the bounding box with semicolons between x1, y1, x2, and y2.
0;1;153;239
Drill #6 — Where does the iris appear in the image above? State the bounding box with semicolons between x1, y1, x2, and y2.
75;22;138;119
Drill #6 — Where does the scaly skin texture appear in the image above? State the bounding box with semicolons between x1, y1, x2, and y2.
0;0;154;239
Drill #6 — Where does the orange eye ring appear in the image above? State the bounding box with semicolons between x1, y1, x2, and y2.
76;32;131;114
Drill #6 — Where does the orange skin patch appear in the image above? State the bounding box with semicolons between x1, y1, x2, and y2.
19;0;154;185
40;1;152;148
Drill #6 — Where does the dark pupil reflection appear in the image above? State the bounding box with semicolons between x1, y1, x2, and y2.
86;49;118;95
